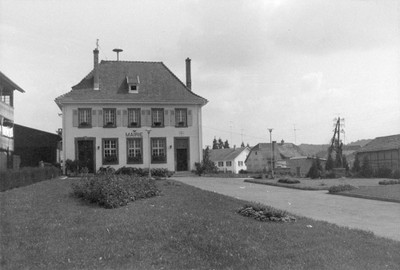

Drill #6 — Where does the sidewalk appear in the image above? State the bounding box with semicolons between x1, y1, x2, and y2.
174;177;400;242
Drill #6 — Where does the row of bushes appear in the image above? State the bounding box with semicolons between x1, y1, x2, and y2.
278;178;300;184
328;184;357;194
0;166;61;192
96;166;173;178
379;179;400;185
71;174;160;208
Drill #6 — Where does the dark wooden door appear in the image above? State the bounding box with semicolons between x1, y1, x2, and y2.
175;138;189;171
176;149;188;171
78;140;94;173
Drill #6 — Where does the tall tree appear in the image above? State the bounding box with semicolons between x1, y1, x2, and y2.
212;138;218;149
325;152;334;171
218;138;224;149
241;141;245;148
224;140;230;149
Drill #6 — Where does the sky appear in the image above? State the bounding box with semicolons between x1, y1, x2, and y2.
1;0;399;147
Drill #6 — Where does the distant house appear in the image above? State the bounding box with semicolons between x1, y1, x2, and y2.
356;134;400;172
245;141;304;173
0;71;25;171
209;147;250;173
287;156;327;177
13;124;61;167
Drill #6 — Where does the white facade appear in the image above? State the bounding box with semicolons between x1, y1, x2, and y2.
211;147;250;174
61;103;204;172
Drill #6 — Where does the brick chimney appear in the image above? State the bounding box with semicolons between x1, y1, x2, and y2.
185;57;191;90
93;48;99;90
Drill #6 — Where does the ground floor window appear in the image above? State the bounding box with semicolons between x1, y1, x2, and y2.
238;161;244;166
151;137;166;163
127;138;142;164
103;138;118;165
226;161;232;167
218;161;223;167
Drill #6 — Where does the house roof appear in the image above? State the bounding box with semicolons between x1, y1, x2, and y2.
209;147;249;162
55;60;208;107
0;71;25;93
357;134;400;153
249;142;305;160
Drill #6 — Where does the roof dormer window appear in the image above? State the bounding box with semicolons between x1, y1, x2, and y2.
127;76;139;94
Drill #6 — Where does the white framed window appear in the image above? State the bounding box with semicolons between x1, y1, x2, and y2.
218;161;224;167
151;137;166;163
151;108;164;127
175;108;187;127
78;108;91;128
103;108;116;127
127;138;142;164
226;161;232;167
238;161;244;166
103;138;118;164
128;108;141;127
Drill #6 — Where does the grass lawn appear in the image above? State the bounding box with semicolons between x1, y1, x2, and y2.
1;177;400;270
338;185;400;203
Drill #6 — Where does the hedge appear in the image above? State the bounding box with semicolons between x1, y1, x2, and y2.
0;166;60;192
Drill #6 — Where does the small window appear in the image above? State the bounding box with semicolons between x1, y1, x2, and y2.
238;161;244;166
127;76;139;93
218;161;224;167
127;138;142;164
103;138;118;165
175;108;187;127
151;138;166;163
78;108;92;128
226;161;232;167
103;108;116;127
151;108;164;127
128;108;141;127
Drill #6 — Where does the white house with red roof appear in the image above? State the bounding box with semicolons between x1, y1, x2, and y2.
55;47;207;173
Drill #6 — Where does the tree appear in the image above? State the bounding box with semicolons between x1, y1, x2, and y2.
218;138;224;149
241;141;245;148
342;155;349;171
325;152;334;171
212;138;218;149
352;155;361;173
224;140;230;149
195;146;218;176
360;155;373;178
307;158;323;179
246;143;250;147
335;152;343;168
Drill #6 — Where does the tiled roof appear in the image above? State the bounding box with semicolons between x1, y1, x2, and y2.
0;71;25;93
55;61;208;106
209;147;249;162
249;143;304;160
357;134;400;153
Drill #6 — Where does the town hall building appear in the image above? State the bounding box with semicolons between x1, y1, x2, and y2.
55;47;208;173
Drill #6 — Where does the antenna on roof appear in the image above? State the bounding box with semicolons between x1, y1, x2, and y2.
96;39;99;50
113;48;123;61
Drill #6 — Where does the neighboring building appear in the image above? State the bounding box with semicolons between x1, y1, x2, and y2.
55;48;208;173
0;71;25;171
245;140;304;173
13;124;61;167
287;156;327;177
209;147;250;173
356;134;400;171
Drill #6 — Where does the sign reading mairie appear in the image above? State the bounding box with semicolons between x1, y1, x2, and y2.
125;130;143;137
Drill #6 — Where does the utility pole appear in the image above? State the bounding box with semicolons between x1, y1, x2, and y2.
268;128;274;177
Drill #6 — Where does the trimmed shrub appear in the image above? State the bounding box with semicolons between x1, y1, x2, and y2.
0;166;60;192
71;174;160;208
379;179;400;185
328;184;357;194
114;167;173;178
278;178;300;184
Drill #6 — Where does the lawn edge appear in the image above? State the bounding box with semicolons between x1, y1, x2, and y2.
244;179;325;191
330;192;400;204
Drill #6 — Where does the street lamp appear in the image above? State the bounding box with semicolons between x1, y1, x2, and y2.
146;128;152;179
268;128;274;178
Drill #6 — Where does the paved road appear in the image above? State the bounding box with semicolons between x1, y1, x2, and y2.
174;177;400;242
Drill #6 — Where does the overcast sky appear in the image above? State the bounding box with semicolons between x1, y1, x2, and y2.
1;0;399;147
